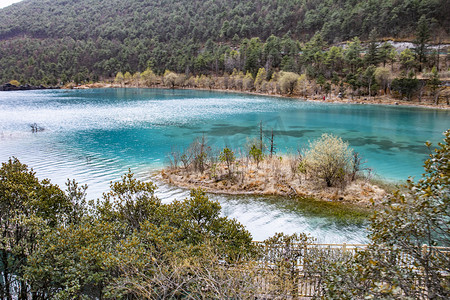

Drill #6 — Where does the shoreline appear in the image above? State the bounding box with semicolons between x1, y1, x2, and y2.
71;82;450;110
156;170;375;223
159;156;390;209
65;82;437;210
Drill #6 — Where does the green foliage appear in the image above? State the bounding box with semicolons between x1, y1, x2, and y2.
399;48;417;71
371;130;450;248
0;160;254;299
367;130;450;298
413;15;431;68
219;147;236;177
0;0;447;84
364;31;380;67
379;42;395;67
243;37;263;77
2;135;449;298
279;71;299;94
0;158;81;299
325;46;344;73
344;37;363;73
313;130;450;299
25;219;121;299
263;35;282;70
0;158;75;228
98;169;160;232
249;145;263;168
391;76;419;101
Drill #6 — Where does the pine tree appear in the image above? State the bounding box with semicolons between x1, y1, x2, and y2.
413;15;431;71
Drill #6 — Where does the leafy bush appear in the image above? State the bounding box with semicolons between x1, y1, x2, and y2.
219;147;236;177
249;145;264;168
391;77;419;101
279;71;299;94
0;159;254;299
313;130;450;299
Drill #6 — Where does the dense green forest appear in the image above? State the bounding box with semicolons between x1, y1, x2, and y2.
0;0;448;85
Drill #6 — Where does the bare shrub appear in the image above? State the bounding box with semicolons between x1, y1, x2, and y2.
350;151;371;181
180;150;193;171
303;133;354;187
166;147;182;169
288;151;303;179
189;135;211;173
163;70;178;88
109;245;260;299
258;233;314;297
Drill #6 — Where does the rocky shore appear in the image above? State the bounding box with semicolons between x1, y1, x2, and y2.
0;83;60;91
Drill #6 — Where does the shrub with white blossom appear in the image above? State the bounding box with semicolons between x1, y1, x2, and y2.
303;133;354;187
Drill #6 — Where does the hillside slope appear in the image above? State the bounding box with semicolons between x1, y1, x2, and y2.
0;0;448;84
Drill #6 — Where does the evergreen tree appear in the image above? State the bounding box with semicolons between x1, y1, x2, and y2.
413;15;431;71
428;66;442;105
364;30;379;66
378;42;394;67
344;37;363;73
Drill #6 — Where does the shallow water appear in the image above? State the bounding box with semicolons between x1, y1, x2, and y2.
1;88;449;242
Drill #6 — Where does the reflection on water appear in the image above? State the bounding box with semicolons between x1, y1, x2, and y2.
1;88;449;243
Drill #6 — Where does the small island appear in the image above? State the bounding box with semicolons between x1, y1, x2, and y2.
161;133;387;207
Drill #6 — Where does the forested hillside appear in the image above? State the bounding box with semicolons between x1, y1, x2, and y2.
0;0;448;85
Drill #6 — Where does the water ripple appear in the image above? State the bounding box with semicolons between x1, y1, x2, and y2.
1;88;449;243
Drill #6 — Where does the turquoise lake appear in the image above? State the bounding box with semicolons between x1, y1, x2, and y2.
1;88;449;243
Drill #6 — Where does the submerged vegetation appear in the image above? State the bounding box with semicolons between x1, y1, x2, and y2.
0;130;449;299
256;194;372;225
0;0;448;105
292;196;372;224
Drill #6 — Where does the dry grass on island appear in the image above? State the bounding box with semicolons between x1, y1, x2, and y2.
161;133;387;207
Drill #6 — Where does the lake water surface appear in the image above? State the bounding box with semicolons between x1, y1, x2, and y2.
1;88;449;243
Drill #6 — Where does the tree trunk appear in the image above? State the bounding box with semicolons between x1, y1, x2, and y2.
2;250;12;300
259;121;263;152
19;280;28;300
437;40;441;72
434;93;440;105
269;129;274;158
